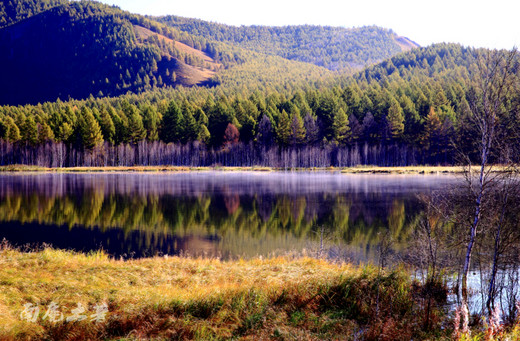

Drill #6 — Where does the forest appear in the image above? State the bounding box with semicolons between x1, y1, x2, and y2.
0;43;519;167
0;1;519;167
156;15;417;70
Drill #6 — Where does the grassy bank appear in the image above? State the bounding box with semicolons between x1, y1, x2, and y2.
0;164;476;174
0;246;449;340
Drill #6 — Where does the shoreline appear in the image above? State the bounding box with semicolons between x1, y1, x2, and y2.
0;165;480;174
0;247;448;340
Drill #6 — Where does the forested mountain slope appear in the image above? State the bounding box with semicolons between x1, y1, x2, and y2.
0;1;228;105
0;0;338;105
157;15;419;70
1;42;519;168
0;0;67;28
0;0;420;106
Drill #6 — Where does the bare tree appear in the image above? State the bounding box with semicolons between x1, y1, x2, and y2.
459;47;519;332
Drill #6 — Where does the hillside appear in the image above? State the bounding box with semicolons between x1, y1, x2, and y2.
0;0;422;105
157;15;419;70
0;0;67;28
0;0;333;106
0;1;237;105
0;39;519;169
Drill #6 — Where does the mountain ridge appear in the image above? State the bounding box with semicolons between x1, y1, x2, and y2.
156;15;419;70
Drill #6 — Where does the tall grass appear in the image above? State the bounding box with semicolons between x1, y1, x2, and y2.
0;246;448;340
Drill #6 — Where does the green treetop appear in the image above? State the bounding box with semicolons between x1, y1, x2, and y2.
79;106;104;150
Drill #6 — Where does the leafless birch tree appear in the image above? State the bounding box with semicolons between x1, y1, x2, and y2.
458;47;519;333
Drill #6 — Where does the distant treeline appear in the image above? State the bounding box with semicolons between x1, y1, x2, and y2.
157;16;406;70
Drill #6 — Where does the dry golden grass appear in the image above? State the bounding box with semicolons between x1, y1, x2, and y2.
0;246;444;340
0;164;510;174
133;24;220;86
0;165;275;172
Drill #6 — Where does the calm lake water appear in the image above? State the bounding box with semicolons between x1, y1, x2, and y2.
0;172;459;261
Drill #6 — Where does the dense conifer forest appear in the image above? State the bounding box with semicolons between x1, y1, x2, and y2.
0;0;519;167
156;15;418;70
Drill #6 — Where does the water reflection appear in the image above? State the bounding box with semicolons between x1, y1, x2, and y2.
0;172;458;260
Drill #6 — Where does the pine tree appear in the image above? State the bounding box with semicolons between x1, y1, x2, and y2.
160;100;183;143
240;115;256;143
128;111;146;144
197;124;211;144
37;123;54;144
0;120;6;140
387;97;405;140
422;106;446;161
111;109;128;145
182;109;198;143
22;116;38;145
276;110;291;146
5;117;21;142
58;122;74;142
79;106;104;150
332;107;351;145
99;108;116;144
142;106;159;141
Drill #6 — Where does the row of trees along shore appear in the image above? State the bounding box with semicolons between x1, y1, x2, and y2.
1;68;519;167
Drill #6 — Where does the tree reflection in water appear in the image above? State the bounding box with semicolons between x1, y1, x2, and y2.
0;172;458;260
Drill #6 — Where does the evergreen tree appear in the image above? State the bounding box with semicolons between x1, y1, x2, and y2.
276;110;291;145
197;124;211;144
78;106;104;150
128;111;146;144
182;109;198;143
332;107;351;145
160;100;184;143
22;116;38;145
5;117;21;142
99;107;116;144
111;109;128;145
0;120;6;140
422;106;444;161
208;100;233;147
315;93;337;139
195;108;208;126
142;105;160;141
57;122;74;142
37;122;54;144
240;115;256;143
387;97;404;139
342;84;362;118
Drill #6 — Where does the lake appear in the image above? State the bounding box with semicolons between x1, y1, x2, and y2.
0;172;459;262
